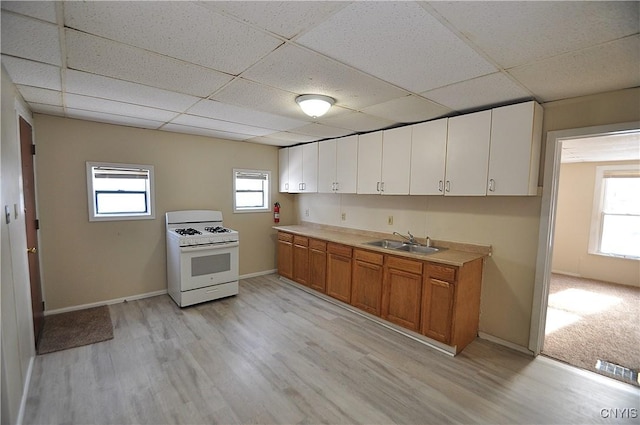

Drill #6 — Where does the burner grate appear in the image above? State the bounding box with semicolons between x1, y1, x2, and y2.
595;360;639;385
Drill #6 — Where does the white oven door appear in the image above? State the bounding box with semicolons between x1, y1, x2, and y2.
179;242;239;291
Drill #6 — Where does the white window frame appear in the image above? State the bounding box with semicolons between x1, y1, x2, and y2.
86;161;155;222
589;164;640;259
233;168;271;213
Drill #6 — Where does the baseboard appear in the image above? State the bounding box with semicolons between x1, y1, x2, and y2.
478;332;534;356
551;270;581;277
44;289;168;316
16;355;34;425
240;269;277;279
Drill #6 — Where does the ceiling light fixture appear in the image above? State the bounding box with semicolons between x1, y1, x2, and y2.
296;94;335;118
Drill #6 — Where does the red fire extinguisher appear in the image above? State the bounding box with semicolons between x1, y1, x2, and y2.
274;202;280;223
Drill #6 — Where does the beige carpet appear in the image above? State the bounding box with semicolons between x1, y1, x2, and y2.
543;273;639;385
37;305;114;355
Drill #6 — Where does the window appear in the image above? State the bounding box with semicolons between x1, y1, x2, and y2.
86;162;155;221
233;169;270;213
589;165;640;259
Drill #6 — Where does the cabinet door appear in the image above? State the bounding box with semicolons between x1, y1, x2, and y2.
326;244;353;303
421;277;455;344
356;131;383;194
335;135;358;194
293;236;309;286
288;145;303;193
383;257;423;331
309;239;327;293
445;110;491;196
302;142;318;193
278;148;289;193
351;250;384;316
318;139;337;193
381;126;412;195
488;101;543;196
277;233;293;279
410;119;448;195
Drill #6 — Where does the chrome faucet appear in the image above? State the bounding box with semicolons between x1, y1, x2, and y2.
393;231;416;245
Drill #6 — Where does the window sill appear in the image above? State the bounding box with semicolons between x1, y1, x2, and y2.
588;251;640;261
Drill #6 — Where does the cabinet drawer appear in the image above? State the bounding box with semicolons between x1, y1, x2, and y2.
426;263;456;282
353;249;383;265
386;255;423;274
293;235;309;246
278;232;293;242
309;238;326;251
327;243;352;258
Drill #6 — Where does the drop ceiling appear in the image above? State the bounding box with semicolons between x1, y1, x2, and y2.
1;1;638;147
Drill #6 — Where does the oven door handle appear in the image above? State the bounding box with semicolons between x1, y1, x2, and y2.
180;241;239;252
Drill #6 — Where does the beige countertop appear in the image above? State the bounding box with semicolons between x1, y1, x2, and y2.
273;223;491;267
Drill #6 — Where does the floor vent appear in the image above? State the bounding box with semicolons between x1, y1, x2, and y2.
595;360;639;385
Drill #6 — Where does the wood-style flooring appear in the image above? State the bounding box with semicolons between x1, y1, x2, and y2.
24;274;639;424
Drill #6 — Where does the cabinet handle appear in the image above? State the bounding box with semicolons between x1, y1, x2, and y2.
445;181;451;193
285;182;289;190
438;180;443;193
380;182;385;192
376;182;380;192
335;182;339;192
489;179;495;192
303;182;306;191
299;183;303;191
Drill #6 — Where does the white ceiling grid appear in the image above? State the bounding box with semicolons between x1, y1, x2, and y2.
1;1;638;148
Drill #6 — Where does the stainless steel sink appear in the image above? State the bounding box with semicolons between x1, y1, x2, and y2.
363;239;405;249
363;240;446;255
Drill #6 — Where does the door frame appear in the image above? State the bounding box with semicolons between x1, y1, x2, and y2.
528;120;640;355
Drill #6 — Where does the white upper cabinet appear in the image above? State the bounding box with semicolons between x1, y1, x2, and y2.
318;135;358;194
444;110;492;196
487;101;543;196
381;126;412;195
410;118;448;195
278;148;289;193
357;131;383;194
288;142;318;193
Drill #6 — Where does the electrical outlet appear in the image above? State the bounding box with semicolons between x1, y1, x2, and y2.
341;212;346;221
388;215;393;225
305;209;309;217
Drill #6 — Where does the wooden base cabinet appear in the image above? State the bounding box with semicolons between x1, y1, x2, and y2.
351;250;384;316
326;243;353;303
277;232;294;279
382;256;423;332
421;259;483;353
293;235;309;286
309;239;327;292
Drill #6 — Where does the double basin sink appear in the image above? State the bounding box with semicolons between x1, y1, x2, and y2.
363;239;446;255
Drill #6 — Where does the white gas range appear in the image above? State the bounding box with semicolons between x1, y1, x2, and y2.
166;210;239;307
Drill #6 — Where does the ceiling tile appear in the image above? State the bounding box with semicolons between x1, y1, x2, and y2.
422;73;532;112
66;108;165;130
65;30;233;98
289;123;353;139
202;1;349;39
1;1;57;24
429;1;640;69
170;114;276;137
509;35;640;102
161;123;251;141
1;56;61;90
187;99;307;131
15;85;62;106
64;1;283;75
361;95;452;124
65;70;200;111
1;12;61;66
296;2;497;93
318;111;395;133
65;93;179;123
241;44;408;110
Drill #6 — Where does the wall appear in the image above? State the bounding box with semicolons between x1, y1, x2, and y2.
1;67;36;425
33;115;296;311
552;160;640;287
295;87;640;350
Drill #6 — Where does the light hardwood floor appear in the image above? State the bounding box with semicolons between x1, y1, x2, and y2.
25;274;639;424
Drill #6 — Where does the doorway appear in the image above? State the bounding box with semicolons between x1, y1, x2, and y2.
529;122;640;384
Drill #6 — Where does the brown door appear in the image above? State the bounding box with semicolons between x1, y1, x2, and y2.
19;117;44;348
